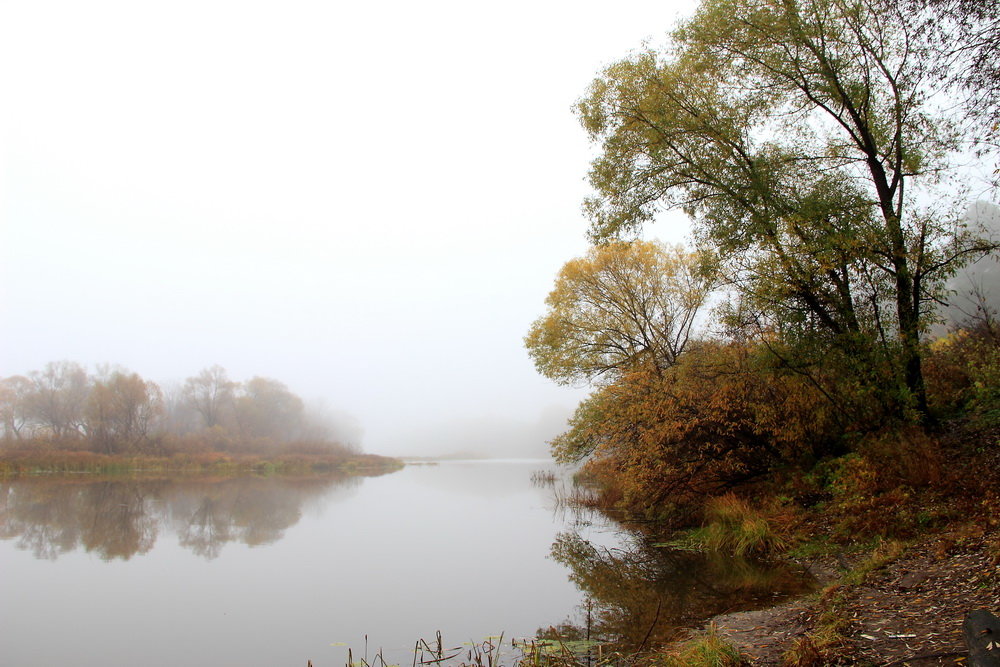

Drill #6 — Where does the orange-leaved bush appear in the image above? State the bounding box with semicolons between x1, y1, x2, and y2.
555;342;840;521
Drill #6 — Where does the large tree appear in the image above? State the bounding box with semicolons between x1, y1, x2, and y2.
578;0;994;419
0;376;33;442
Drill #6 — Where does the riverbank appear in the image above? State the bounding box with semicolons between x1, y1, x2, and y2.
0;449;404;477
656;420;1000;665
702;528;1000;665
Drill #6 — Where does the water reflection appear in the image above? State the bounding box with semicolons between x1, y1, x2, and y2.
0;475;362;561
544;529;815;648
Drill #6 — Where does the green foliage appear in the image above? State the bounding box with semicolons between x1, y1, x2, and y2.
576;0;995;419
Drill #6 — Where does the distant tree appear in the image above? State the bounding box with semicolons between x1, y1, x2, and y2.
25;361;90;439
86;371;163;454
233;377;304;443
0;376;32;442
156;382;200;437
182;366;236;430
525;240;714;386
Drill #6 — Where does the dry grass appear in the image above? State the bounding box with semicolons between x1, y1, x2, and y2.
661;625;746;667
0;448;402;477
687;494;789;558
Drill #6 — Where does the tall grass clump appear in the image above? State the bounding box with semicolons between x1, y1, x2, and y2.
661;625;745;666
688;494;788;558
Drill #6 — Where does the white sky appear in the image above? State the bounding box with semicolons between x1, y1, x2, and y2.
0;0;696;456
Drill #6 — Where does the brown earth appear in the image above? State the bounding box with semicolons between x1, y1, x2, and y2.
710;531;1000;665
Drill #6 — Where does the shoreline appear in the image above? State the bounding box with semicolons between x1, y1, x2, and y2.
685;529;1000;665
0;449;404;477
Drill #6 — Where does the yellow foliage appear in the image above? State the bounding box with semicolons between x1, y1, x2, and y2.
525;240;714;386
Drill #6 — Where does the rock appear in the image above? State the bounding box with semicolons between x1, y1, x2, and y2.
963;609;1000;667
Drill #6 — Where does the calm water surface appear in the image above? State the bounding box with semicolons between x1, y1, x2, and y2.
0;461;615;666
0;460;812;666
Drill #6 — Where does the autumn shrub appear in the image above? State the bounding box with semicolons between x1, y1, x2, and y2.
821;448;929;540
781;615;848;667
860;427;943;487
558;342;841;523
924;325;1000;422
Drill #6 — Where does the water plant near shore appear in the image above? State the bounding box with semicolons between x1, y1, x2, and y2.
661;625;744;667
530;470;557;486
685;494;789;558
340;629;745;667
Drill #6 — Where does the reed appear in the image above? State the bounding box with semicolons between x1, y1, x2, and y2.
530;470;558;486
340;632;653;667
551;483;600;511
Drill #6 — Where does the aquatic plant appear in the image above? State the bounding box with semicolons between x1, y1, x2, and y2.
530;470;557;486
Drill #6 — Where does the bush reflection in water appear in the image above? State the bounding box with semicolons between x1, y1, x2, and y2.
0;476;358;560
541;529;815;652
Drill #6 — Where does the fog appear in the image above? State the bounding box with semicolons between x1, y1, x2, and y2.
1;0;697;456
937;201;1000;331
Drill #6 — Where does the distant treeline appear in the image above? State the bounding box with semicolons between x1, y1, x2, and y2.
0;361;358;457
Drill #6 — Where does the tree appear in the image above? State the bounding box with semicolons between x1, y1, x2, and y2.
182;366;235;430
0;376;32;442
524;240;714;386
916;0;1000;140
86;371;163;454
577;0;995;420
25;361;90;439
233;377;304;443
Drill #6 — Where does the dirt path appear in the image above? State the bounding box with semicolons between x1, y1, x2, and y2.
709;532;1000;665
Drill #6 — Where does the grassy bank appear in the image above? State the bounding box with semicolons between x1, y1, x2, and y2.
622;415;1000;665
0;448;403;477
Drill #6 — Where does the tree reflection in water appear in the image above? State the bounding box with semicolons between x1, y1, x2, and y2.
0;476;359;561
544;530;815;649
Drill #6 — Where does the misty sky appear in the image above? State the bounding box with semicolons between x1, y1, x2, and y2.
1;0;697;456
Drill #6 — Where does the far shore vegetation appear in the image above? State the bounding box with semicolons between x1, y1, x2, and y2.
0;447;403;477
0;361;401;477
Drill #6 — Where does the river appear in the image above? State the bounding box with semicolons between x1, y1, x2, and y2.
0;460;813;666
